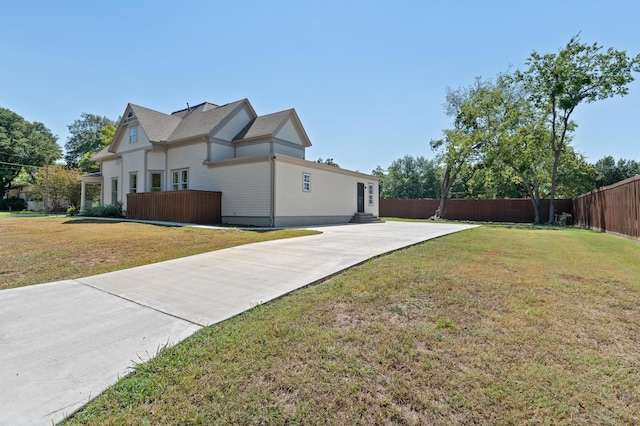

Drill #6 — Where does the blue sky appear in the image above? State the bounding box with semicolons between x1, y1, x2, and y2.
1;0;639;173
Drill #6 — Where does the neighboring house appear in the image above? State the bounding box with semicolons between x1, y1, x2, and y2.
4;184;30;200
80;99;380;227
3;184;42;211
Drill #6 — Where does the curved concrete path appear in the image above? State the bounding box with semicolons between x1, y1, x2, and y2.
0;221;477;425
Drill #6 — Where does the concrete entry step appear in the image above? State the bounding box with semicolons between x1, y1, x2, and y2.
349;212;384;223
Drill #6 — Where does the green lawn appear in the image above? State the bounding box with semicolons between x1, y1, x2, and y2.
0;216;318;289
63;225;640;425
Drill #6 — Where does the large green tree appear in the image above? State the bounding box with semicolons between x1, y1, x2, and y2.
0;107;61;199
373;156;441;199
517;35;640;223
30;166;81;211
594;156;640;187
430;78;504;218
65;113;116;168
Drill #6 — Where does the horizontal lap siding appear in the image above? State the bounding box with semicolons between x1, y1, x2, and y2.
212;162;271;217
236;142;271;158
573;176;640;239
167;144;209;191
126;190;221;225
380;199;572;222
273;142;304;158
275;161;379;216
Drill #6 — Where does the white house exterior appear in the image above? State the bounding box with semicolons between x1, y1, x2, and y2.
81;99;380;227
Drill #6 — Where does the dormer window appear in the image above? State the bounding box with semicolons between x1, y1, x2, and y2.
129;126;138;143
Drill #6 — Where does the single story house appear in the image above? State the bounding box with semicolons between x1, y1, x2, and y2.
3;184;42;211
81;99;380;227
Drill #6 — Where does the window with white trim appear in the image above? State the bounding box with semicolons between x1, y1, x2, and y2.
111;178;118;204
302;173;311;192
150;172;162;192
172;169;188;190
368;183;374;205
129;173;137;193
129;126;138;143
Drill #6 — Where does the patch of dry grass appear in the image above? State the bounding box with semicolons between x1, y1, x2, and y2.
0;216;317;289
64;225;640;425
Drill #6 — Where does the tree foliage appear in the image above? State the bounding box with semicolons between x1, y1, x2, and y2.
78;123;117;172
517;34;640;223
65;113;116;168
430;78;505;218
30;166;81;211
373;156;441;199
594;156;640;187
426;35;640;223
0;107;61;198
315;158;340;167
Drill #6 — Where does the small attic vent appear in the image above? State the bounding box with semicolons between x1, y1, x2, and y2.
123;111;137;124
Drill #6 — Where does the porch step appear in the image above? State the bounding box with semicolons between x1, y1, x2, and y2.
349;212;384;224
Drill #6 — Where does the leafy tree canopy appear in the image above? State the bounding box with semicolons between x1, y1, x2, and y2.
594;156;640;187
517;34;640;223
316;158;340;167
30;165;81;211
64;113;116;168
373;156;441;199
0;107;61;198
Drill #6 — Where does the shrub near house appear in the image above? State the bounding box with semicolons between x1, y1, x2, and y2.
30;166;81;211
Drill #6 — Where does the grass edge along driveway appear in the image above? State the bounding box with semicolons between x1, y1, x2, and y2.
0;216;319;290
64;225;640;425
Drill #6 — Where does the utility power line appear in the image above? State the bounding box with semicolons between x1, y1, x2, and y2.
0;161;43;169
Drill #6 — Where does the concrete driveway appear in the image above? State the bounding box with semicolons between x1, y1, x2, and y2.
0;221;477;425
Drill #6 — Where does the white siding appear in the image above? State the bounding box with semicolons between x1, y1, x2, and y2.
209;161;272;217
212;105;253;141
115;123;151;153
120;150;145;209
147;151;165;170
236;142;271;158
273;142;304;158
275;160;379;217
167;143;209;190
209;141;234;161
274;118;303;145
100;159;121;205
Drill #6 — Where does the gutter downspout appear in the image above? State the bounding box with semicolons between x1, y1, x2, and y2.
117;153;123;205
269;154;276;227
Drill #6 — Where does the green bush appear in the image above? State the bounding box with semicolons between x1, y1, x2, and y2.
67;205;79;216
0;197;26;211
82;202;124;218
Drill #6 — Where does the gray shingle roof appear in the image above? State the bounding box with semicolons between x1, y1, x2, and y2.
233;109;292;141
129;104;182;142
167;100;246;142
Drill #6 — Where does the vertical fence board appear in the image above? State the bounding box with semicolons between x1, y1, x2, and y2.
572;176;640;239
379;198;573;223
126;190;222;225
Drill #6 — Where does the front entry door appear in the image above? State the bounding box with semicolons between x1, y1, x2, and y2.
357;183;365;213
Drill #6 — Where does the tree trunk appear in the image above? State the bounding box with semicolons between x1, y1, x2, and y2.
521;175;541;224
548;150;561;224
436;168;453;219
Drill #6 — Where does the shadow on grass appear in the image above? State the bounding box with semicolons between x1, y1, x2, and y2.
63;218;129;225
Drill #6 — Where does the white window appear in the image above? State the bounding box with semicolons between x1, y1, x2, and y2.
130;173;137;193
302;173;311;192
150;172;162;192
368;183;374;205
111;178;118;204
129;126;138;143
172;169;188;190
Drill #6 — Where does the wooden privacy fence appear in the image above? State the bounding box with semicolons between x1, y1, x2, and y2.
127;190;222;225
380;198;573;223
572;175;640;239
